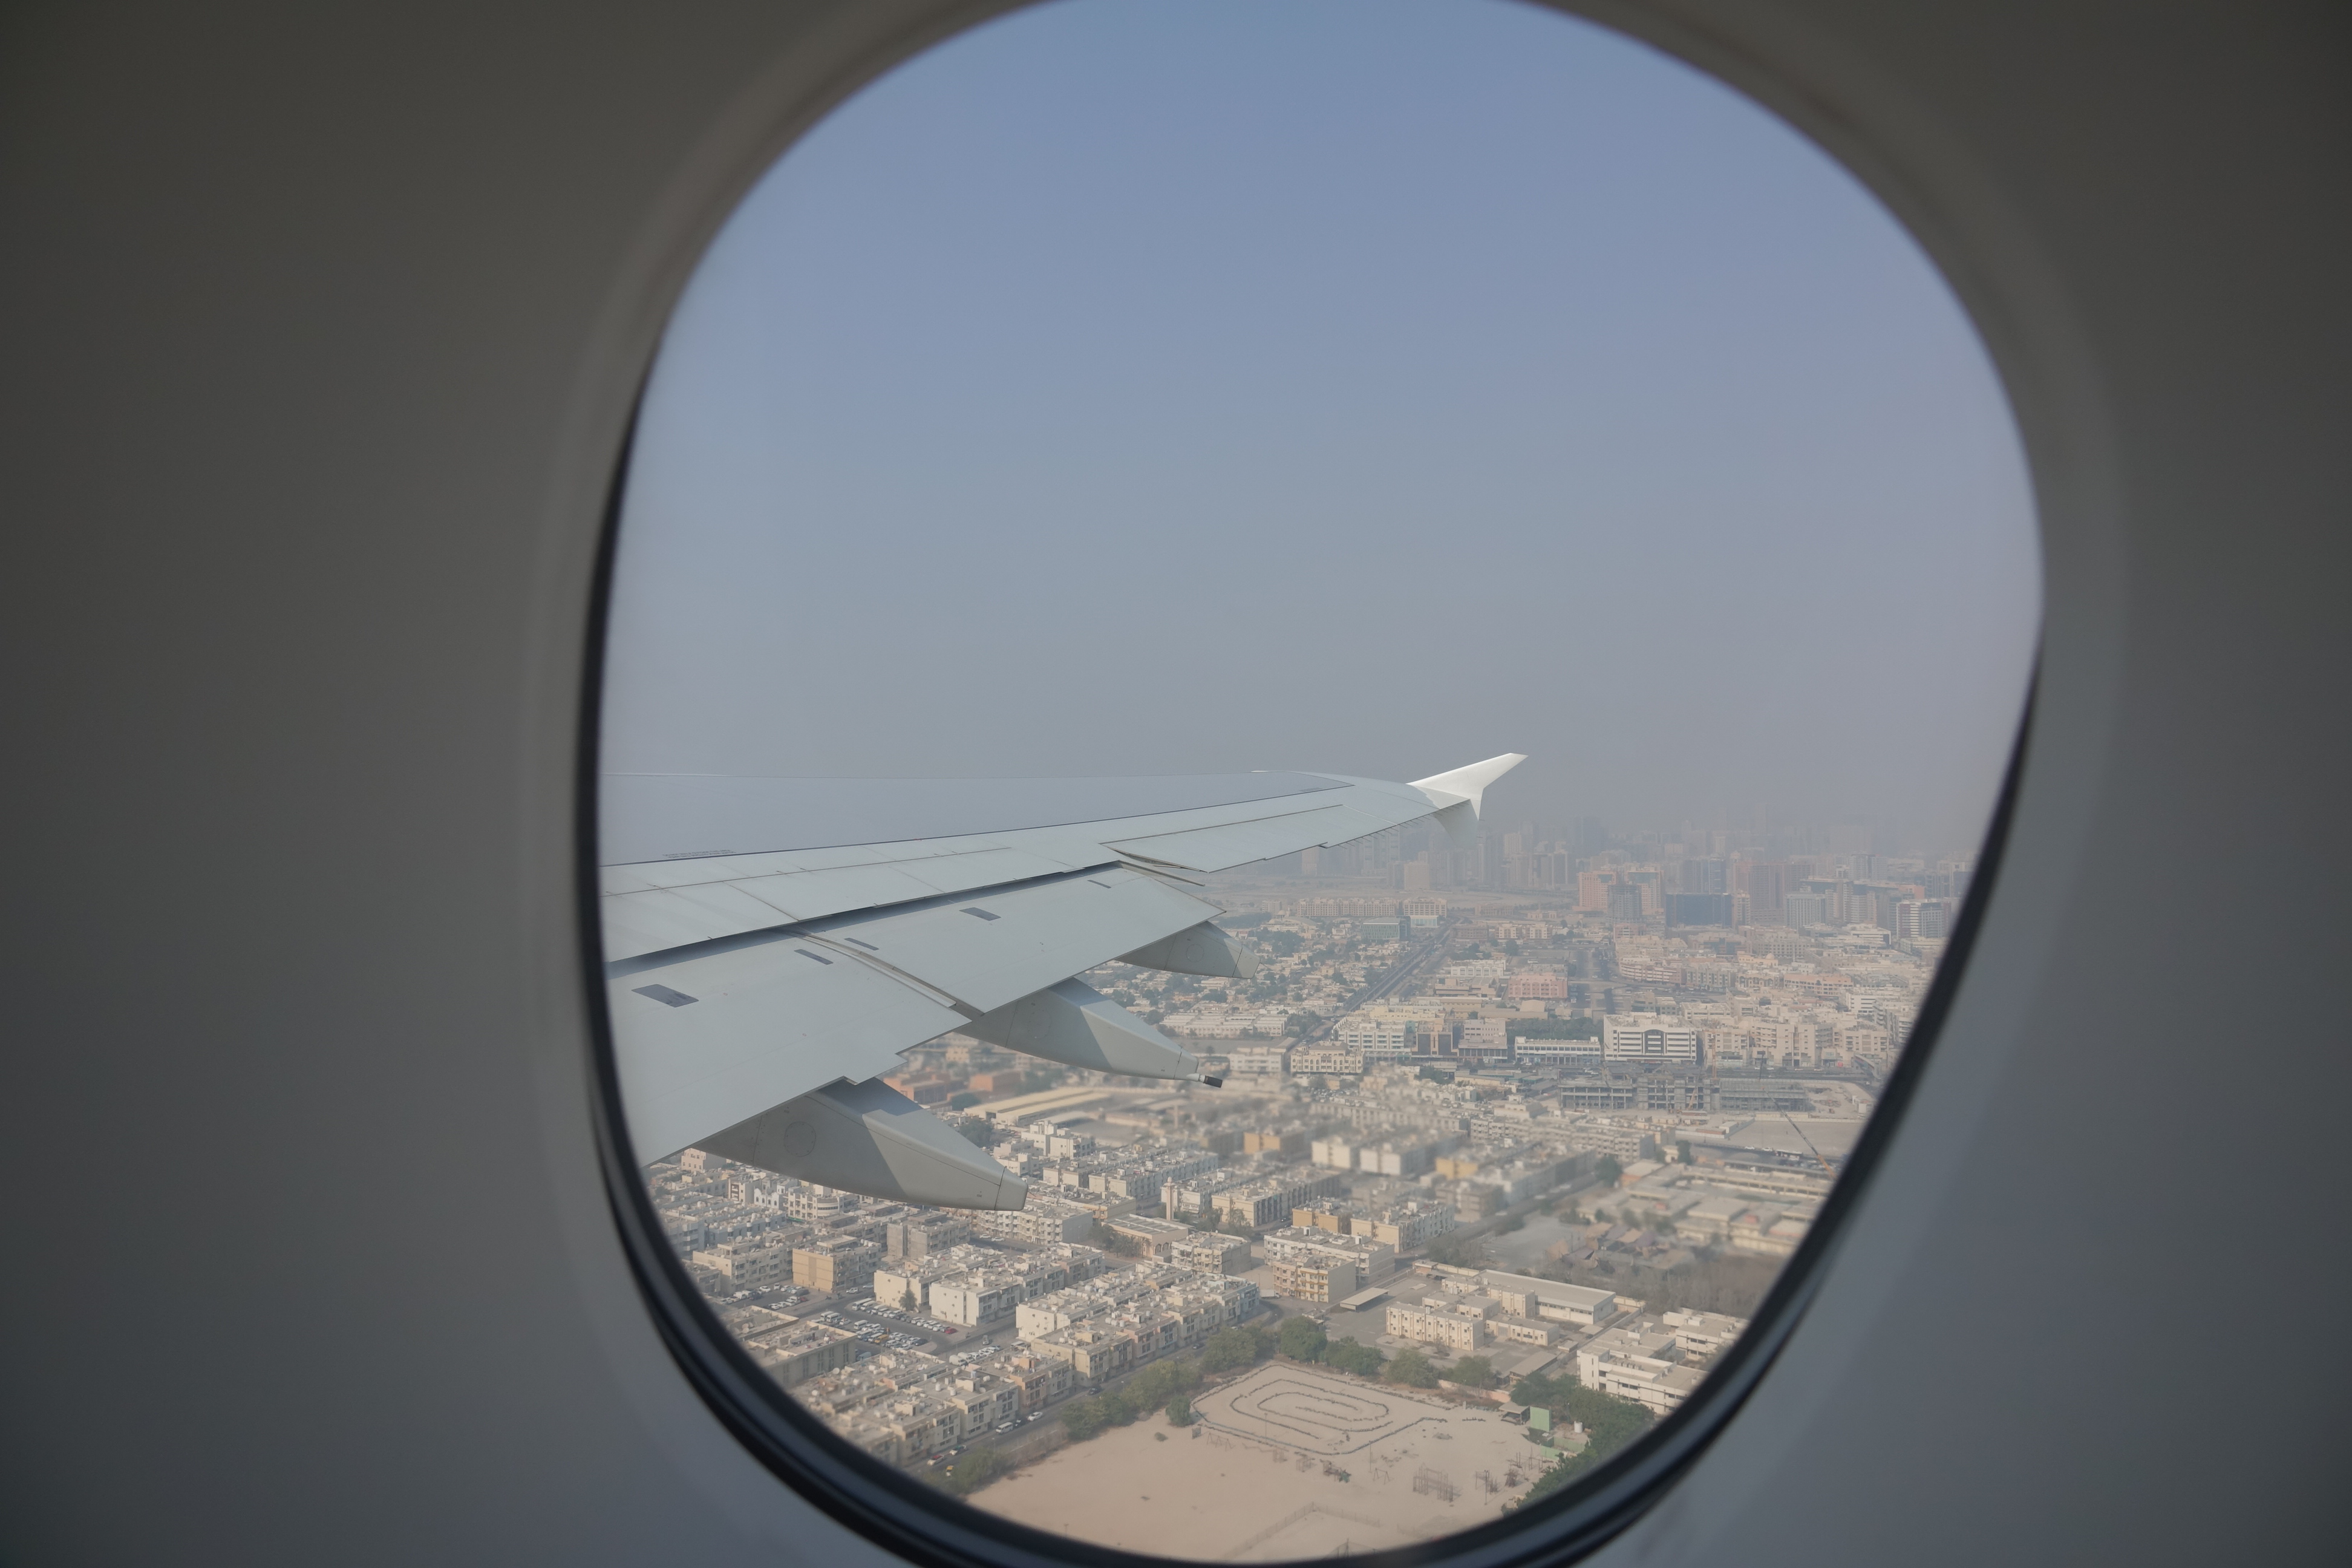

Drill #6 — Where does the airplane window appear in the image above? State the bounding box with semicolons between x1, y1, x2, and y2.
590;0;2039;1561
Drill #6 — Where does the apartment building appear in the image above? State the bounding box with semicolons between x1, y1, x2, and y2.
1385;1295;1493;1351
792;1238;880;1294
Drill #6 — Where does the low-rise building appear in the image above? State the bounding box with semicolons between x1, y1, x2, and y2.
1385;1295;1493;1351
1103;1214;1193;1256
1262;1224;1394;1281
1207;1171;1347;1232
872;1253;967;1313
1167;1233;1252;1275
806;1353;1028;1468
1350;1201;1456;1252
1357;1140;1443;1178
793;1237;880;1295
1477;1269;1618;1326
1729;1211;1811;1256
923;1245;1105;1325
1577;1324;1708;1414
927;1267;1031;1328
1270;1255;1361;1304
1661;1308;1749;1357
1514;1036;1604;1070
1602;1013;1705;1066
1227;1043;1293;1077
965;1194;1098;1247
885;1214;972;1261
1019;1268;1260;1383
740;1316;864;1386
692;1240;794;1290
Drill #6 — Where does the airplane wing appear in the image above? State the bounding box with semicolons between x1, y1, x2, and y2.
600;755;1522;1209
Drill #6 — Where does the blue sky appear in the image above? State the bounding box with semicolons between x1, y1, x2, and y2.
601;0;2039;854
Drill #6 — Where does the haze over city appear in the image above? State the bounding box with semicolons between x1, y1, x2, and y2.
600;0;2040;853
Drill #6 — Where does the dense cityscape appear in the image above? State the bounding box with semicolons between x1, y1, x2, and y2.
647;814;1968;1559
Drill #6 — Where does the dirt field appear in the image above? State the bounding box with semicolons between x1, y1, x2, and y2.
966;1362;1546;1560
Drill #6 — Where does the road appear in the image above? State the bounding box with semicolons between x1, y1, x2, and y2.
731;1284;987;1356
1303;915;1459;1040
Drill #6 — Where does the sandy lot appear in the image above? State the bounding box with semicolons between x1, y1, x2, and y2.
967;1362;1546;1560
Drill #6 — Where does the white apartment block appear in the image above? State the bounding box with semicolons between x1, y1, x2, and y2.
692;1240;793;1290
1385;1295;1494;1351
1576;1325;1709;1415
1353;1202;1456;1252
1661;1308;1749;1357
966;1194;1097;1246
800;1351;1027;1468
927;1269;1031;1327
1261;1225;1394;1281
1019;1272;1261;1383
1602;1012;1704;1065
1270;1255;1361;1304
1310;1136;1356;1170
1226;1042;1293;1076
1292;1045;1364;1076
1514;1037;1603;1068
922;1245;1104;1325
1477;1269;1618;1326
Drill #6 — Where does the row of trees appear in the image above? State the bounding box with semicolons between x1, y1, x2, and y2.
1060;1353;1206;1440
940;1444;1008;1497
1273;1315;1501;1390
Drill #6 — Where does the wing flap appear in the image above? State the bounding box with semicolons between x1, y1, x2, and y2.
608;867;1219;1160
609;936;967;1164
812;867;1218;1014
601;845;1106;962
1107;802;1402;872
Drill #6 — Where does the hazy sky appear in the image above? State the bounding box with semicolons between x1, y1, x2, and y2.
601;0;2039;856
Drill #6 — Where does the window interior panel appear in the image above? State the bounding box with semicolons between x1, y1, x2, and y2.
590;1;2041;1560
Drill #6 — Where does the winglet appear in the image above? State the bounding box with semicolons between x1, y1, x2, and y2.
1409;753;1526;849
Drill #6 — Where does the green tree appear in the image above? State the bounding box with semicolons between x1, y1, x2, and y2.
1321;1338;1385;1378
1595;1155;1623;1187
1285;1011;1323;1037
941;1444;1005;1496
1123;1357;1200;1415
948;1091;982;1111
1417;1064;1455;1085
1426;1232;1485;1269
1278;1316;1329;1362
1201;1325;1260;1374
1448;1356;1494;1390
1510;1376;1659;1506
1503;939;1522;956
1674;1140;1694;1166
1384;1349;1441;1388
1061;1397;1109;1441
1165;1394;1193;1426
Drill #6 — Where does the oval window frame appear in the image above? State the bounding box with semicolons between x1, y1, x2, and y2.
573;4;2042;1561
